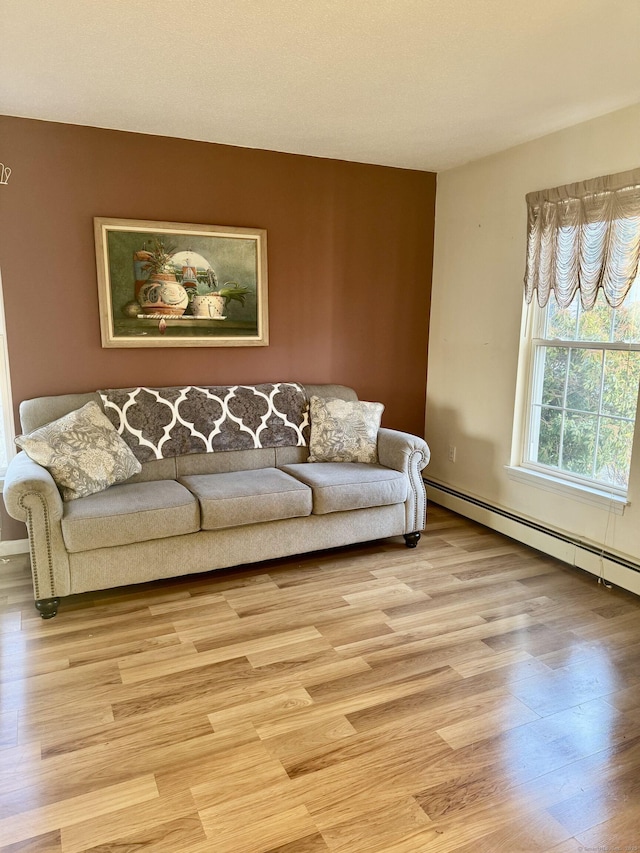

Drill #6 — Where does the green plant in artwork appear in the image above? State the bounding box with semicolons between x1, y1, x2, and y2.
143;238;178;276
217;281;250;306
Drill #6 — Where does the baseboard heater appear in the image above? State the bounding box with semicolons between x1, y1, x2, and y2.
424;478;640;597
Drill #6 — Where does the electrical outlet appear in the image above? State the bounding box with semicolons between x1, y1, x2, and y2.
448;444;457;463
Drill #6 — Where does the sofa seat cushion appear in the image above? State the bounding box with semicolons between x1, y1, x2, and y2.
61;480;200;553
279;462;407;515
179;468;312;531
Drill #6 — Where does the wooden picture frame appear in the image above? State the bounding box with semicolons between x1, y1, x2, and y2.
94;218;268;347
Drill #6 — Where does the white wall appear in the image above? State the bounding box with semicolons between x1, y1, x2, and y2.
427;103;640;564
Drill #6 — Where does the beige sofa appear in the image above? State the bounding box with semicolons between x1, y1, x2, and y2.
3;383;430;618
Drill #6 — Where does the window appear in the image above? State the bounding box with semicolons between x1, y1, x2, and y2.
516;168;640;500
524;278;640;495
0;270;15;478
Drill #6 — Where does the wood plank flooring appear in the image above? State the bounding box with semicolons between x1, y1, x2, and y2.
2;504;640;852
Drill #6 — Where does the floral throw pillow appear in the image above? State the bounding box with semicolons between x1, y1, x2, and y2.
15;401;142;501
307;396;384;463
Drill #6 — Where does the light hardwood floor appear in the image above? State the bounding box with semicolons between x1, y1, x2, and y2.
2;504;640;852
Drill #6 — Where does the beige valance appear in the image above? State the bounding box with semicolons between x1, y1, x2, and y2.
524;167;640;309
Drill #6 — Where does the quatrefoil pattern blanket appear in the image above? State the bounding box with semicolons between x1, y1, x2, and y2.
99;383;310;463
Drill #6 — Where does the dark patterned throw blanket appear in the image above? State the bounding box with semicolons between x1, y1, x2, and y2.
99;383;310;463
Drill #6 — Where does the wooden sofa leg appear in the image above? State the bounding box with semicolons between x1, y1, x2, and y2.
403;532;421;548
35;598;60;619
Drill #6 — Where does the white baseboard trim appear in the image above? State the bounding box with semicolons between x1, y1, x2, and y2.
426;480;640;598
0;538;29;557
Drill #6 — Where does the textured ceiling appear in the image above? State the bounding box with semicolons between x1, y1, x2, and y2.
2;0;640;171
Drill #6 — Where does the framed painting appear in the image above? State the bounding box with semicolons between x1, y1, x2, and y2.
94;218;268;347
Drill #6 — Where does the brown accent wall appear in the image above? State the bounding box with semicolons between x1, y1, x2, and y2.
0;116;435;540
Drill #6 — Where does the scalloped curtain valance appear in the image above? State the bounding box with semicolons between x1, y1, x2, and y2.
524;167;640;309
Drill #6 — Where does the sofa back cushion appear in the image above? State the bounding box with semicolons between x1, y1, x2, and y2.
20;392;101;434
302;384;358;402
275;446;309;466
176;448;277;476
18;383;357;484
125;457;178;484
99;383;310;462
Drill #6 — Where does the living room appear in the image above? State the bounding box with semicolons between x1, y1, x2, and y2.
2;2;640;851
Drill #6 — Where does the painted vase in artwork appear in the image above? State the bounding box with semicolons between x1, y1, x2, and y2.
191;293;226;318
138;274;189;317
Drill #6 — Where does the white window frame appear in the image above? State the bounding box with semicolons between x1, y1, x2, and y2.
508;292;640;513
0;269;16;480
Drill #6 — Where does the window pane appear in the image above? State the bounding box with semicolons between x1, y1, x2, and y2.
596;417;635;489
566;349;603;413
536;406;562;467
602;351;640;418
545;293;578;339
613;277;640;343
576;291;613;341
540;347;568;407
562;412;597;477
526;269;640;493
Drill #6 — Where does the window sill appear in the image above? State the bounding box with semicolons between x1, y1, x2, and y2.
504;466;628;515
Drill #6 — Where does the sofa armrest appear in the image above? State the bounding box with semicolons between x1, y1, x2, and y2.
377;428;430;533
3;451;70;600
3;451;64;523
